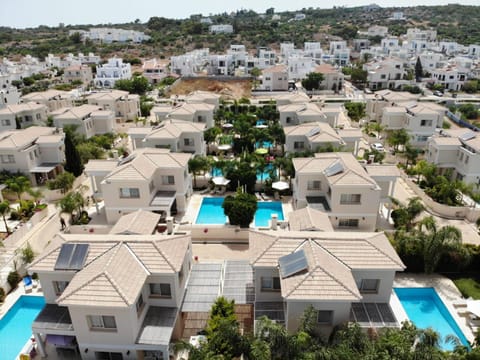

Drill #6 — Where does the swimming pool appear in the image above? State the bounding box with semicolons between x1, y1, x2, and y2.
255;140;273;149
257;163;275;181
211;167;223;177
195;198;284;227
255;202;284;227
0;295;46;360
195;197;227;224
394;287;469;351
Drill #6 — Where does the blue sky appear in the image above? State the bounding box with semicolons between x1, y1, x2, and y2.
2;0;479;28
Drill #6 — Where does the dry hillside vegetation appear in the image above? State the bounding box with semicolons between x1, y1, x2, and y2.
168;78;252;99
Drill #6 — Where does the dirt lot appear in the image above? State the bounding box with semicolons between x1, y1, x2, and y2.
167;78;252;99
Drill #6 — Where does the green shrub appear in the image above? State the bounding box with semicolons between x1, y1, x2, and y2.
7;271;20;289
9;210;20;220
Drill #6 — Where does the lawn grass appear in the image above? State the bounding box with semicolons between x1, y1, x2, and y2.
453;277;480;299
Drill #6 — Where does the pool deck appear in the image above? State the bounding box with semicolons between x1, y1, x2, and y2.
181;193;293;228
393;273;476;344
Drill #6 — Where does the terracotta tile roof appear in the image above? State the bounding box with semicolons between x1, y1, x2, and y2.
262;64;288;73
281;241;361;300
30;233;191;307
364;164;401;178
293;152;378;187
57;243;149;307
103;148;191;181
0;126;57;149
109;210;161;235
145;119;205;140
430;136;461;146
86;90;129;101
53;104;101;120
288;207;334;231
250;230;404;270
250;230;404;300
314;64;340;74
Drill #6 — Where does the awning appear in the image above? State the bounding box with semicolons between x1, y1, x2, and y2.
46;334;76;346
272;181;289;191
150;191;176;208
29;164;57;173
212;176;230;186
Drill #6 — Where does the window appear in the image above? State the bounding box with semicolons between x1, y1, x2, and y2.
338;219;359;228
420;119;433;127
88;315;117;330
34;149;38;158
36;113;41;120
184;138;194;146
307;180;321;190
340;194;361;205
53;280;69;295
380;74;386;79
179;266;184;284
359;279;380;293
317;310;333;325
149;181;154;193
293;141;304;150
29;152;34;161
1;155;15;164
119;188;140;198
150;283;172;298
465;156;469;164
136;294;144;314
286;117;292;124
162;175;175;185
459;152;464;161
261;277;281;291
94;351;123;360
1;119;11;126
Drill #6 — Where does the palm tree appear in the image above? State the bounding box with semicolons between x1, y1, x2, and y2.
6;176;31;201
27;188;43;206
0;200;11;234
189;156;209;189
416;216;464;274
58;191;85;224
390;196;425;231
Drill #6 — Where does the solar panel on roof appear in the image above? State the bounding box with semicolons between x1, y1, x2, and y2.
54;243;89;271
460;132;476;142
278;249;308;279
54;243;75;270
307;127;321;137
324;160;344;177
68;244;89;270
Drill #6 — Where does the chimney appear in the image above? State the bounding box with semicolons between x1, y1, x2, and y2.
166;217;174;234
271;214;278;230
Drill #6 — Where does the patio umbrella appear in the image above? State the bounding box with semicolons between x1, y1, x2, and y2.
467;300;480;318
218;144;232;151
255;148;268;155
272;181;289;191
212;176;231;186
255;124;268;129
222;123;234;128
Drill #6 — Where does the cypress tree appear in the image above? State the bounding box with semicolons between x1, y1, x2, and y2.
64;132;84;177
415;57;423;83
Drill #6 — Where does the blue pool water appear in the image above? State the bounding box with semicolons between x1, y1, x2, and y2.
195;198;284;226
255;141;273;149
256;120;266;126
257;164;275;181
195;197;227;224
211;167;223;177
255;202;284;227
394;288;469;351
0;295;46;360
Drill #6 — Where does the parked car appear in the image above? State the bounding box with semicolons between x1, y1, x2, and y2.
433;90;443;97
371;143;384;152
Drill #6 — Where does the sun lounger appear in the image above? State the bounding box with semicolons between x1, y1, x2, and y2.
261;193;271;201
255;193;263;201
23;276;33;293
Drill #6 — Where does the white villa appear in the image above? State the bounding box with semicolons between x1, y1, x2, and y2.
86;90;140;122
85;148;192;224
0;103;48;129
94;58;132;88
128;119;206;155
251;230;405;334
29;232;192;360
0;126;65;185
292;152;399;231
52;105;115;139
284;122;362;155
22;90;75;112
426;129;480;185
